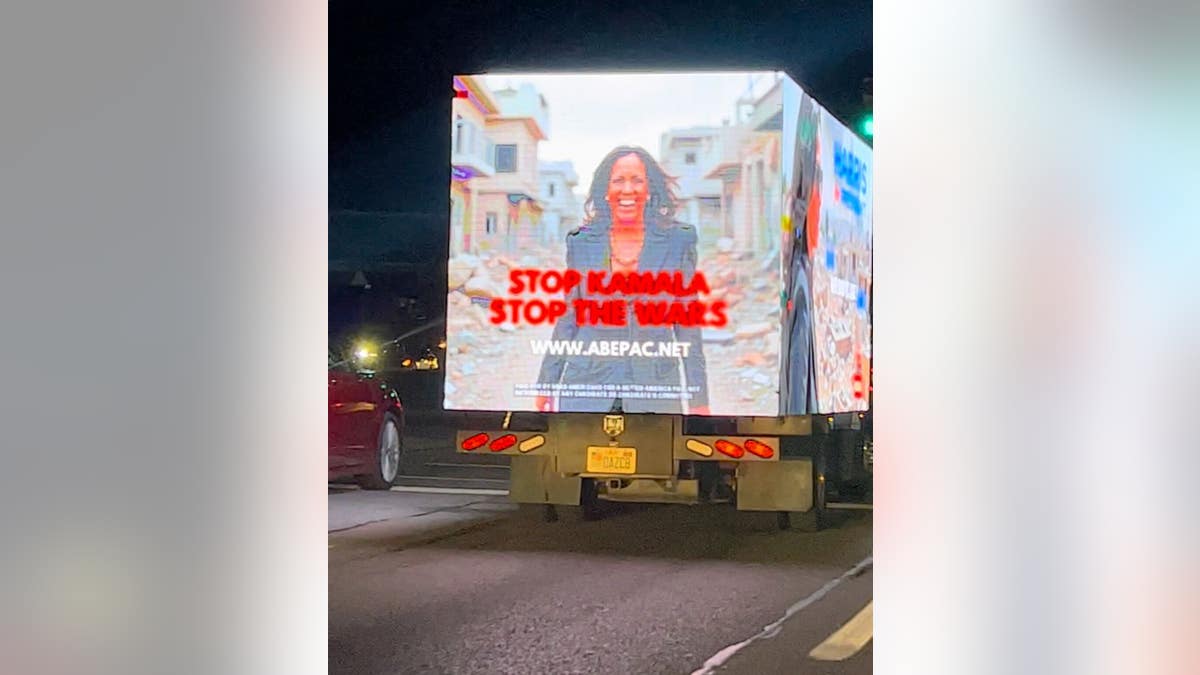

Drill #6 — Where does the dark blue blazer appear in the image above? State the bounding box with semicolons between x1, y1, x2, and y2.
536;218;709;413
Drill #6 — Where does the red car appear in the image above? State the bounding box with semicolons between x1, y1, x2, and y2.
329;351;405;489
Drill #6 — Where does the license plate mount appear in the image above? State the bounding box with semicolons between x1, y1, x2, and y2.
585;446;637;475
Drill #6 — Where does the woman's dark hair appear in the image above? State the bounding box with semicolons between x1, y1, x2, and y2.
583;145;679;227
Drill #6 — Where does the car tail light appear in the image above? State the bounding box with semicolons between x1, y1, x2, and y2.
489;434;517;452
714;439;745;459
461;433;489;451
518;435;545;453
685;439;714;457
744;439;774;459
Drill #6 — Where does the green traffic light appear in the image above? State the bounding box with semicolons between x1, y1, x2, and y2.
861;115;873;138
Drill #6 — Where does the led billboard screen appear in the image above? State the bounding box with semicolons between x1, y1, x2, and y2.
445;71;870;415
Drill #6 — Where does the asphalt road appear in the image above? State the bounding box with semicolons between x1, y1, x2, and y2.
330;486;873;674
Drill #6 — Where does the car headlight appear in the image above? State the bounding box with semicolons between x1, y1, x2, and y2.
353;341;377;362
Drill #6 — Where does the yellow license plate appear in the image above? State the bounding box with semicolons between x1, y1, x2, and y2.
586;446;637;474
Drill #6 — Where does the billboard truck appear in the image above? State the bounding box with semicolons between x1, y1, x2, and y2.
447;71;871;528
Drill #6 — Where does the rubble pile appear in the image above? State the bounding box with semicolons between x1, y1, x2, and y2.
444;243;789;415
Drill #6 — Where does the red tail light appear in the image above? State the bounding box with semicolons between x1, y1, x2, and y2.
744;439;774;459
489;434;517;452
715;439;745;459
461;433;489;451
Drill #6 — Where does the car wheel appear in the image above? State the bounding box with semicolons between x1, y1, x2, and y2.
358;413;402;490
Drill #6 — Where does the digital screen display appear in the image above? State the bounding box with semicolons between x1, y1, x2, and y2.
446;71;871;415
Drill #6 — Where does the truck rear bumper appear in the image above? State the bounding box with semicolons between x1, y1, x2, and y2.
459;413;821;513
595;477;701;505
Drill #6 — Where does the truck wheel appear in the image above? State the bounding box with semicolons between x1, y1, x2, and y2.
519;504;560;522
529;479;602;523
358;413;402;491
578;478;603;521
557;478;604;521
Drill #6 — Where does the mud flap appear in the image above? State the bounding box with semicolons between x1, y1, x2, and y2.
509;454;581;506
734;459;815;512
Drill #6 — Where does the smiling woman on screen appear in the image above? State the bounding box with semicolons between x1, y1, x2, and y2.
534;146;710;415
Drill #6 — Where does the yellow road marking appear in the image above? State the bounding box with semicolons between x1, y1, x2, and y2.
808;601;872;661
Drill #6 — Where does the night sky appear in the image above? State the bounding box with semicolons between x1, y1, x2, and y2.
330;0;871;266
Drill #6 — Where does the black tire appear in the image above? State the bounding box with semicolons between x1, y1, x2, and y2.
519;478;602;523
549;479;603;522
519;504;560;522
579;478;604;520
358;412;402;491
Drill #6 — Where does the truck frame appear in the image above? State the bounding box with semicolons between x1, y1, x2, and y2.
456;407;871;530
